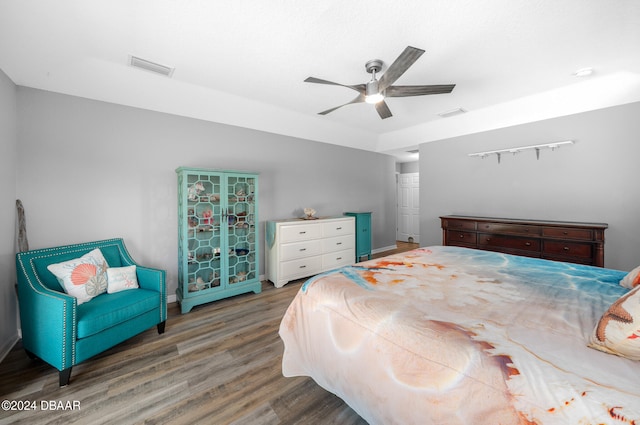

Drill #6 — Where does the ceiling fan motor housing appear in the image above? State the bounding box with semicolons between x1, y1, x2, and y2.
365;59;384;74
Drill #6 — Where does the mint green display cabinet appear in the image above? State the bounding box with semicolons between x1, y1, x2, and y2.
176;167;261;313
344;211;372;262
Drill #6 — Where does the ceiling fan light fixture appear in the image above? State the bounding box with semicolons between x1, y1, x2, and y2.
365;80;384;104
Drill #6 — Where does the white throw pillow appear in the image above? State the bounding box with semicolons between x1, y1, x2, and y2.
620;265;640;289
589;285;640;360
47;248;109;304
106;265;139;293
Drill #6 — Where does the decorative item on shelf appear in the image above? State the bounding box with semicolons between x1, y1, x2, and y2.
236;189;246;201
235;248;249;256
468;140;574;164
303;207;318;220
202;209;213;225
210;194;220;202
237;271;247;282
188;182;205;201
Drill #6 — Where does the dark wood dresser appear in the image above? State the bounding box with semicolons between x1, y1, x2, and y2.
440;215;608;267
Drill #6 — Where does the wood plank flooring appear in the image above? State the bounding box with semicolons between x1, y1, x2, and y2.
0;242;417;425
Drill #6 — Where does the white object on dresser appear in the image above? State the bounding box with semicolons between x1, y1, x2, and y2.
266;216;355;288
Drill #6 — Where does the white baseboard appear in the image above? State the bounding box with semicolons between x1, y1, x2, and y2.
0;333;19;364
372;244;398;254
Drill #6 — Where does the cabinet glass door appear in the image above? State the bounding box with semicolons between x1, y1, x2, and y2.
185;172;223;293
226;174;257;285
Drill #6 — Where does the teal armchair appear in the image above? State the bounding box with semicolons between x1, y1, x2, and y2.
16;238;166;386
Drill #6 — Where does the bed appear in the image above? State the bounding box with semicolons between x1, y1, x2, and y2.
279;246;640;424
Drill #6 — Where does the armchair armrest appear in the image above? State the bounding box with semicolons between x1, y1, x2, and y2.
16;258;77;372
136;266;165;293
135;266;167;322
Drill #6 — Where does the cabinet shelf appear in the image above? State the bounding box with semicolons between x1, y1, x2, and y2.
177;167;261;313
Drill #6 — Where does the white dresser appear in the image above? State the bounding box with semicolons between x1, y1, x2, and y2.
266;216;355;288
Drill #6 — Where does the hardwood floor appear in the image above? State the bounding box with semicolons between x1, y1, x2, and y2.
0;242;418;425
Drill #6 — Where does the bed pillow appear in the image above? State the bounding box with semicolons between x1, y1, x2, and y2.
619;265;640;289
47;248;109;304
106;265;139;293
589;285;640;360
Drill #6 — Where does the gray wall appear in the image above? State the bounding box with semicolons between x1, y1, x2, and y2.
420;101;640;271
0;69;18;359
399;161;419;174
15;87;397;302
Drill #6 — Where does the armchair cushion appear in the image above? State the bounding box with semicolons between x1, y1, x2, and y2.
76;288;159;339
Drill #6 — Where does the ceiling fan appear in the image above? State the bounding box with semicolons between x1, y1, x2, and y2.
305;46;455;119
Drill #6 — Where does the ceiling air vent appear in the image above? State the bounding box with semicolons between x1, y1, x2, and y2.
129;55;175;77
406;149;419;154
438;107;467;118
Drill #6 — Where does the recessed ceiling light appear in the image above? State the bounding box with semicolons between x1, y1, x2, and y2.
572;67;594;77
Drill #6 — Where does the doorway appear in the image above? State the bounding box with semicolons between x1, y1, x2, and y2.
396;172;420;244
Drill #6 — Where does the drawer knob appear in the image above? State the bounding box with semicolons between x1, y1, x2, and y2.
563;246;570;251
486;238;491;242
336;227;342;230
525;242;531;246
337;242;342;245
299;265;306;269
336;257;342;260
299;231;306;234
299;248;306;251
459;234;464;238
563;231;568;235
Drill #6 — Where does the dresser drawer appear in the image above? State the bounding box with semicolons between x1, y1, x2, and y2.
322;219;355;237
543;241;592;259
322;235;354;253
322;249;353;270
280;240;322;261
478;234;540;252
477;223;541;236
443;219;476;231
280;256;322;279
447;230;477;245
280;223;322;243
542;227;593;241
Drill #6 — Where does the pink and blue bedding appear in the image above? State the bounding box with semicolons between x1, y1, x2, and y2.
279;246;640;424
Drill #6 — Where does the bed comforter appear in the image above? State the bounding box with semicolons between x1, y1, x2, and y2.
279;246;640;424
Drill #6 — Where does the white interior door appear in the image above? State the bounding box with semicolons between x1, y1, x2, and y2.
396;173;420;243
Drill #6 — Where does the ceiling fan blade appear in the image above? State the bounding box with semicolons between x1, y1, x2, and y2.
374;100;393;119
318;94;366;115
378;46;425;91
305;77;366;94
385;84;456;97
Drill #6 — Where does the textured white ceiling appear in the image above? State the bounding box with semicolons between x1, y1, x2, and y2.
2;0;640;161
